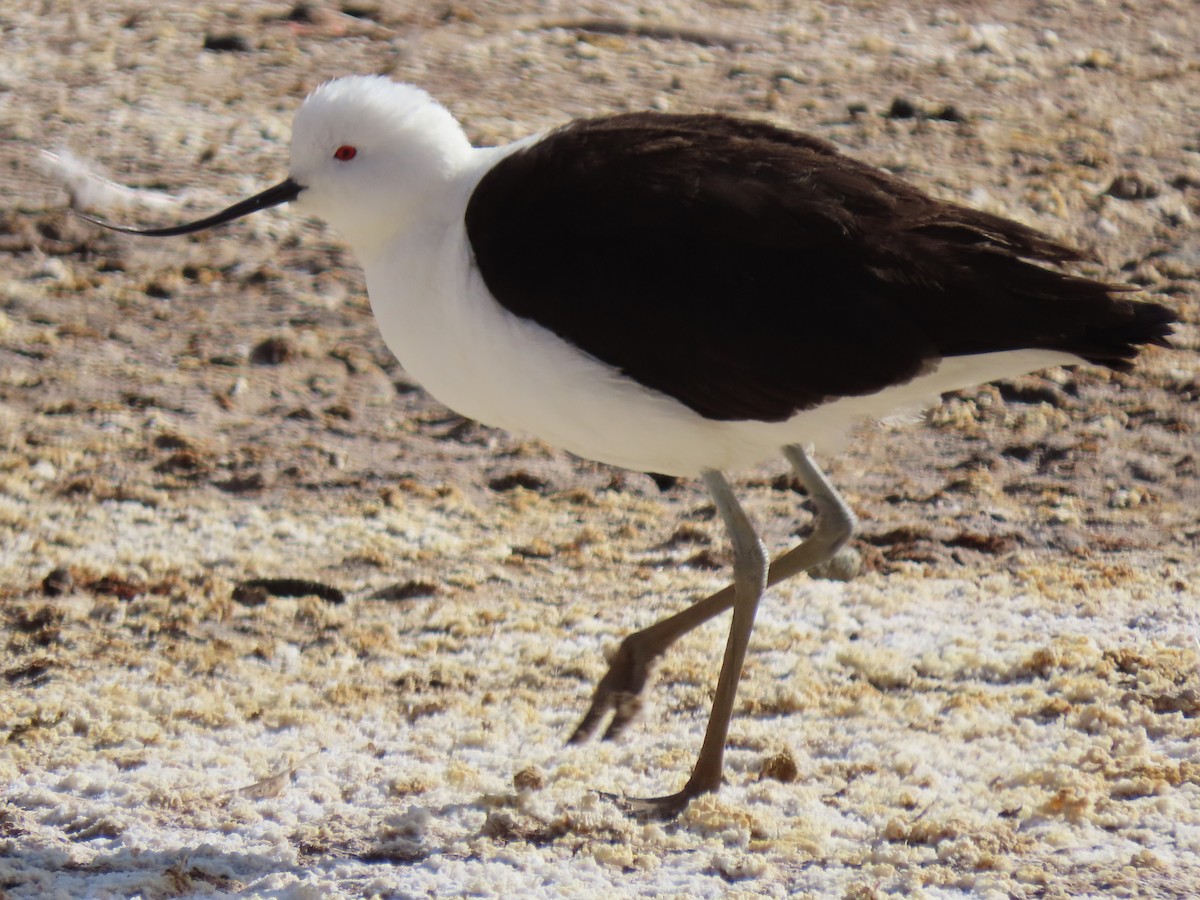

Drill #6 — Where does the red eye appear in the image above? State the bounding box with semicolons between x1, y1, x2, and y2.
333;145;357;161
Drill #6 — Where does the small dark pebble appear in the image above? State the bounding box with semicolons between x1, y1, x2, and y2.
886;97;918;119
42;567;73;597
250;336;295;366
648;473;678;492
769;472;803;493
861;526;932;547
664;523;711;548
1106;172;1161;201
145;279;175;299
215;472;267;493
945;533;1018;555
88;574;143;601
488;471;549;493
235;578;345;604
153;451;205;474
883;98;964;122
286;2;320;23
341;2;380;21
684;548;725;570
122;392;165;410
231;583;271;606
366;581;439;601
930;104;966;122
203;33;252;52
1001;444;1037;462
153;433;192;450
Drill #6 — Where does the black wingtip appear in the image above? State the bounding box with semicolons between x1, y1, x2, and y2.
1077;297;1178;369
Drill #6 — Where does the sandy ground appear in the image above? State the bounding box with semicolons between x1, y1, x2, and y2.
2;0;1199;896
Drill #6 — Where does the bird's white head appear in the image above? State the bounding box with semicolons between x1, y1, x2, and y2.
80;76;474;257
287;77;473;254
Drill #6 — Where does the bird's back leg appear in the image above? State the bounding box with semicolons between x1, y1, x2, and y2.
569;445;856;746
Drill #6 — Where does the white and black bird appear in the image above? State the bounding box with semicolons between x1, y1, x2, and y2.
84;76;1176;817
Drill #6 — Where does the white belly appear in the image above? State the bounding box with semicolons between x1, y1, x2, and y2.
363;223;1079;477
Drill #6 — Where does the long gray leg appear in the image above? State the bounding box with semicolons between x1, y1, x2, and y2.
570;446;857;792
616;468;768;816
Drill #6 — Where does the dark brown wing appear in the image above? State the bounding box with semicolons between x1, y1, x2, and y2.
465;113;1174;422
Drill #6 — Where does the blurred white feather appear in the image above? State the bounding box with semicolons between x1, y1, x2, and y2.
39;148;180;213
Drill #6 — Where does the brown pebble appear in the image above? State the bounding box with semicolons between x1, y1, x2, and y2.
760;750;800;783
488;470;549;493
153;433;193;450
215;472;267;493
886;97;918;119
684;548;726;570
42;567;73;596
88;574;143;601
1106;173;1161;201
513;766;545;791
231;584;271;606
366;581;439;601
235;578;346;604
203;33;252;52
250;336;295;365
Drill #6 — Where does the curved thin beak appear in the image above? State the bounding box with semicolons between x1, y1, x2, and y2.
77;177;303;236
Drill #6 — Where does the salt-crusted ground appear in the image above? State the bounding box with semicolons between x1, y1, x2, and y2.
2;1;1199;897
